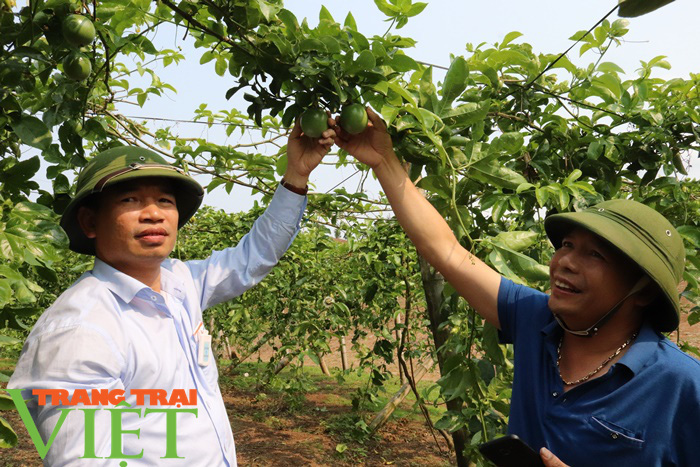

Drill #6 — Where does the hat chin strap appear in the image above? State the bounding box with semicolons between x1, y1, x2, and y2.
553;275;651;337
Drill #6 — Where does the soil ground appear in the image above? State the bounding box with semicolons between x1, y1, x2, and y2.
2;312;699;467
0;346;452;467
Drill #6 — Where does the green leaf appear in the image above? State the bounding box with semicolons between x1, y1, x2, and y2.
300;38;327;53
434;411;463;432
281;103;301;128
343;12;357;30
406;2;428;17
0;282;11;307
380;104;399;124
648;55;672;70
319;5;334;22
374;0;399;16
470;161;528;190
493;231;539;252
389;53;419;72
592;73;622;99
0;416;18;448
587;141;603;160
278;9;299;32
438;366;474;402
491;132;524;155
2;156;41;184
319;36;341;54
442;101;490;126
516;182;534;194
597;62;625;74
0;334;20;347
352;49;376;72
275;154;288;177
349;30;370;51
493;244;549;283
200;51;215;65
82;118;107;141
214;57;227;77
416;175;451;199
10;115;52;150
255;0;278;21
618;0;675;18
438;57;469;114
564;169;583;185
678;226;700;248
387;81;416;106
0;393;16;410
501;31;523;48
489;249;525;284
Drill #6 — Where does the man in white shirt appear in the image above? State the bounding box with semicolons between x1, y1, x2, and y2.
8;121;335;466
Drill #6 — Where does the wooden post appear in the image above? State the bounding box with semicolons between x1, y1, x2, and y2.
317;353;331;376
273;350;293;374
339;335;349;371
369;363;429;433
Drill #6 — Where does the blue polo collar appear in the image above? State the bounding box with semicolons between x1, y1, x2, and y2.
541;315;662;376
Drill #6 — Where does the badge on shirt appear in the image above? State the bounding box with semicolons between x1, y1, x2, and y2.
193;321;212;367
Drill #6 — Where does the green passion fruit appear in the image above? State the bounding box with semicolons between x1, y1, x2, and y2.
62;53;91;81
62;14;96;47
339;104;368;135
300;108;328;138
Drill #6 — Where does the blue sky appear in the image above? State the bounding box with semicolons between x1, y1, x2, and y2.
115;1;700;211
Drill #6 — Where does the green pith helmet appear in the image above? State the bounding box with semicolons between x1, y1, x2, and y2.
544;199;686;332
60;146;204;255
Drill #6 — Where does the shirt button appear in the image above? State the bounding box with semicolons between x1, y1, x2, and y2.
611;433;619;440
552;392;559;397
151;296;157;301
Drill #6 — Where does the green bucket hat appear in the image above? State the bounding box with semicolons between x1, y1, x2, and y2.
544;199;685;332
60;146;204;255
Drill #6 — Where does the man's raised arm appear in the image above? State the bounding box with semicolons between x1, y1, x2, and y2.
333;108;503;328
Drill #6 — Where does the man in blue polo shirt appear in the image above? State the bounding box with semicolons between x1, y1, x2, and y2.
333;107;700;466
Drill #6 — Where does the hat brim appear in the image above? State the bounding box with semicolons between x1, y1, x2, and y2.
545;212;680;332
60;168;204;255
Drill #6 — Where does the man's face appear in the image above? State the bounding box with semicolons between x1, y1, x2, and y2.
79;178;179;274
548;227;641;328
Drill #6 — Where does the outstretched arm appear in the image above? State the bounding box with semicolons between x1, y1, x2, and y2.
187;118;336;309
334;108;502;328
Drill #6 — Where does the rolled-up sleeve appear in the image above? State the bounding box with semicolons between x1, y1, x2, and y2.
185;184;306;310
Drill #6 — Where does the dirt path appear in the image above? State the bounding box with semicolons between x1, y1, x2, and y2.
0;374;452;467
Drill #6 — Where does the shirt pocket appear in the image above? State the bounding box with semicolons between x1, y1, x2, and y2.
588;416;645;450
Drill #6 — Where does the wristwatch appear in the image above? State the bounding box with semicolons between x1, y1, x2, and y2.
280;178;308;195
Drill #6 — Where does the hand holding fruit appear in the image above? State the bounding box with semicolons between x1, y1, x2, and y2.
285;115;336;186
333;106;395;169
